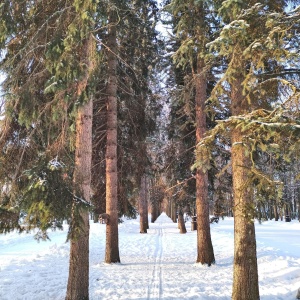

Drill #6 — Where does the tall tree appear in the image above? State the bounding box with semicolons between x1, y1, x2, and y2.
193;2;215;266
105;5;120;263
197;1;300;298
168;0;215;265
0;1;97;297
66;93;93;300
65;32;95;299
91;0;159;227
230;45;259;300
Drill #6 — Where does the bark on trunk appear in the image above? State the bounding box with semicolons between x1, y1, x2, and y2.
139;174;148;233
195;57;215;266
178;209;187;234
66;100;93;300
231;129;259;300
231;49;259;300
105;9;120;264
151;202;159;223
66;32;94;300
145;178;149;229
171;200;176;223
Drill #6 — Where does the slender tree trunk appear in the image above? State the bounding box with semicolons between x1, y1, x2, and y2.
151;202;158;223
145;177;149;229
178;209;187;234
195;56;215;266
298;196;300;222
66;100;93;300
105;9;120;264
231;48;259;300
139;174;148;233
166;200;171;219
268;201;273;220
171;200;177;223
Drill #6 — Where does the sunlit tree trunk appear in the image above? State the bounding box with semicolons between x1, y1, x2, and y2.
178;209;187;234
192;1;215;266
231;48;259;300
66;99;93;300
66;33;94;300
105;8;120;263
195;56;215;266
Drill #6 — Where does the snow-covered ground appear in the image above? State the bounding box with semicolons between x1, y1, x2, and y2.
0;213;299;300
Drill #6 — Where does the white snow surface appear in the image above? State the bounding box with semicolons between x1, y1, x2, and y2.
0;213;300;300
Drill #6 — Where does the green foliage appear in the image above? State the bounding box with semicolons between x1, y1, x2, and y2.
170;0;211;69
0;153;75;239
0;0;98;241
20;156;73;239
91;0;160;216
194;104;300;200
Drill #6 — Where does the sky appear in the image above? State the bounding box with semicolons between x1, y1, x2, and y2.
0;213;300;300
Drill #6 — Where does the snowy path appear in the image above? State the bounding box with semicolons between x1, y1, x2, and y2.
0;213;300;299
147;225;164;299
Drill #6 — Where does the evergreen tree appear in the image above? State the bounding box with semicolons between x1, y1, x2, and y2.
195;1;300;298
91;0;159;228
105;3;120;264
166;0;216;265
0;1;97;297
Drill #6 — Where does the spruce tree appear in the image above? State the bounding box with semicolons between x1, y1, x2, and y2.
195;1;300;298
0;1;97;298
167;0;215;265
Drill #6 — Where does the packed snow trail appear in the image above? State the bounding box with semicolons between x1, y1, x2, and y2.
147;221;164;299
1;213;300;299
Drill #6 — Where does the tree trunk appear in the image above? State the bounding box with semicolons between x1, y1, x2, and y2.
296;287;300;299
268;201;273;220
195;56;215;266
139;174;148;233
145;177;149;229
171;200;177;223
231;129;259;300
298;196;300;222
66;32;94;300
105;9;120;264
231;50;259;300
66;99;93;300
178;209;187;234
151;202;159;223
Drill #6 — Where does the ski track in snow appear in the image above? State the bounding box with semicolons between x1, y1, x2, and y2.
147;225;163;300
0;213;300;299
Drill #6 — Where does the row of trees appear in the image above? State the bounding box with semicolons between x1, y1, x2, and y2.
1;0;300;299
0;0;161;299
162;0;300;299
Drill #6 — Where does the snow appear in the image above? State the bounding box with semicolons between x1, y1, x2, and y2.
0;213;300;300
